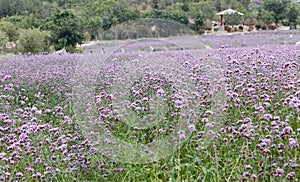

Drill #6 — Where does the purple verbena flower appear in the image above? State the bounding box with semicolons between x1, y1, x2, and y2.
289;138;299;149
286;172;295;180
276;168;284;176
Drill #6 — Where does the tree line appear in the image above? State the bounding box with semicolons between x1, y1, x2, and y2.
0;0;299;54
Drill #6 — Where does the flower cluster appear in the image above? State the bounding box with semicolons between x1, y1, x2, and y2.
0;33;299;181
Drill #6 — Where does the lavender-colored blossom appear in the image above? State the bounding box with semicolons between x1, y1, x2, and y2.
290;163;299;168
286;172;295;180
178;130;186;139
201;118;208;123
174;100;183;109
55;168;60;174
16;172;23;178
0;32;300;181
289;138;299;149
156;89;165;97
276;168;284;176
251;174;257;180
282;126;293;135
188;124;196;132
25;167;34;173
0;152;6;159
243;172;250;177
90;148;98;153
244;165;252;170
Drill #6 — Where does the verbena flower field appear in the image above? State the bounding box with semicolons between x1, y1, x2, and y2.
0;31;299;181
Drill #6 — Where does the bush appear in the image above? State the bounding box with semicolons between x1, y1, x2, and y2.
18;28;48;54
44;9;84;52
261;24;267;30
289;23;296;30
255;24;261;30
104;33;114;40
0;30;8;49
224;25;229;31
244;16;256;26
204;26;212;31
84;32;91;42
66;45;76;53
268;25;276;30
281;21;289;26
225;25;232;32
213;28;219;32
198;29;205;35
238;25;244;31
75;47;84;53
0;21;18;41
248;26;254;32
226;27;232;33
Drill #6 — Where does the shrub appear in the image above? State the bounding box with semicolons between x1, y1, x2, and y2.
261;24;267;30
66;45;76;53
281;21;289;26
104;33;114;40
244;16;256;26
238;25;244;31
75;47;84;53
248;26;254;32
18;28;48;54
225;26;232;33
255;24;261;30
0;21;19;41
84;32;91;42
198;29;205;35
213;27;219;32
0;30;9;49
268;25;276;30
204;26;212;31
224;25;230;31
44;9;84;52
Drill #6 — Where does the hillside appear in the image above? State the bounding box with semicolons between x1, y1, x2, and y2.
0;0;299;54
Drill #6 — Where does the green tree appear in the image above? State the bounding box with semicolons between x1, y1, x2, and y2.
18;28;48;54
287;6;298;24
151;4;189;25
262;0;290;25
287;4;299;26
214;0;242;12
0;0;54;19
165;10;189;25
0;21;19;41
188;2;217;20
192;13;205;31
240;0;251;9
80;0;117;37
0;0;25;18
0;30;9;49
257;8;275;25
2;15;42;29
82;16;103;40
44;9;84;52
81;0;117;20
101;7;141;31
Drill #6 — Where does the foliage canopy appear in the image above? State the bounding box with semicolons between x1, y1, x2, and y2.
44;9;84;52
